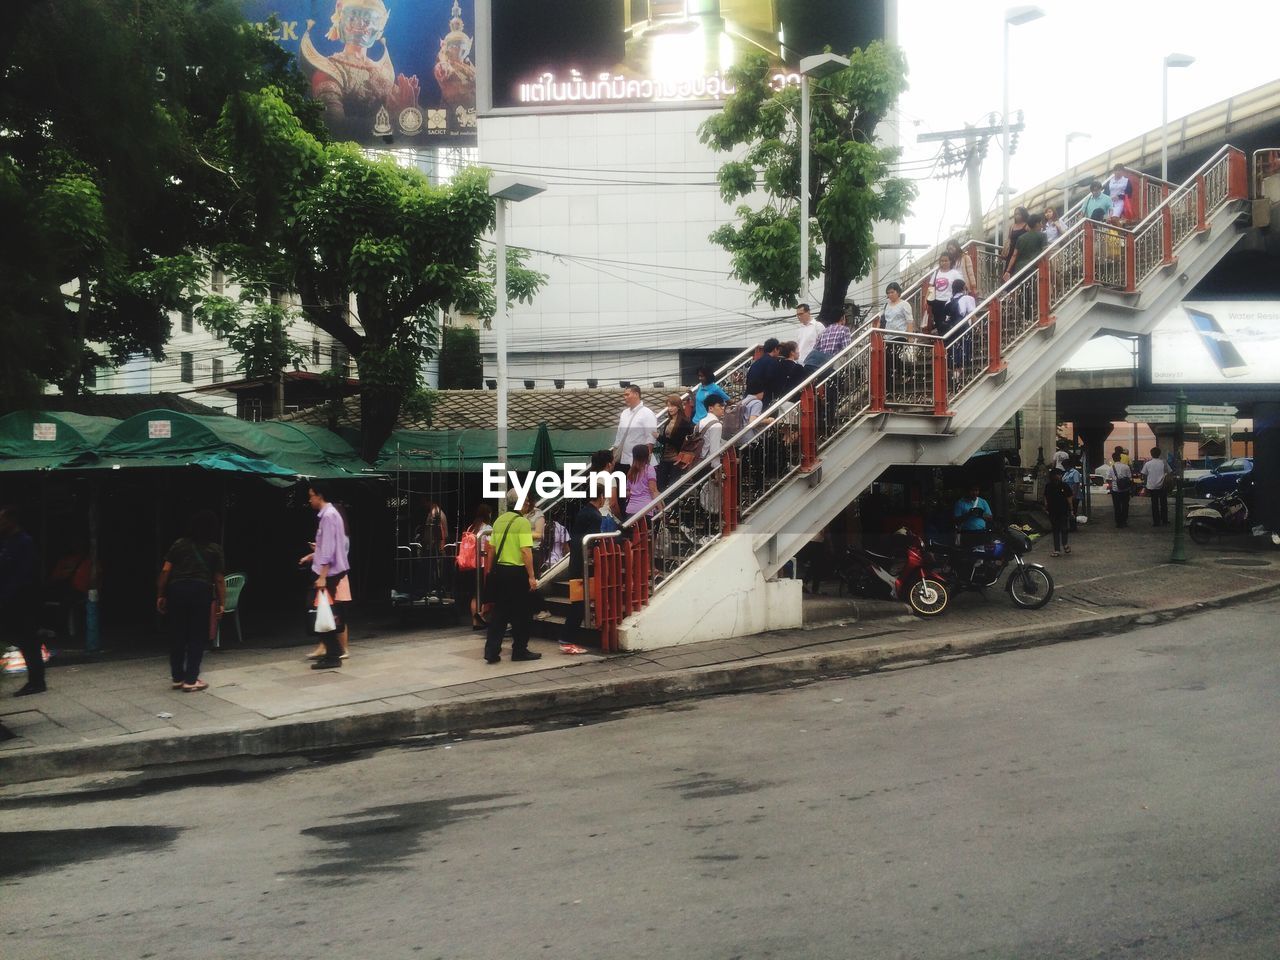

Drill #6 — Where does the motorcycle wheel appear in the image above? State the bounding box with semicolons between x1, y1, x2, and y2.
907;578;949;617
1008;566;1054;609
1188;520;1215;545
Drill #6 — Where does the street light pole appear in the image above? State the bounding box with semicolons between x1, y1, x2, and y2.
797;53;849;303
1001;6;1045;247
1162;53;1195;182
488;175;547;475
1063;131;1089;219
1171;388;1188;562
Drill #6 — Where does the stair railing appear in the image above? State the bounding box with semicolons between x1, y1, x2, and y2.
585;145;1248;636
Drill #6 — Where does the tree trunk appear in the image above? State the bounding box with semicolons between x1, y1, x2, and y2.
818;241;857;327
359;383;401;464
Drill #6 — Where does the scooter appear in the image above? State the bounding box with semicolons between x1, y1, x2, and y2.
928;522;1054;609
1187;490;1280;547
838;528;950;617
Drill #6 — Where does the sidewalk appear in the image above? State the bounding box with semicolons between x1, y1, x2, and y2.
4;496;1278;785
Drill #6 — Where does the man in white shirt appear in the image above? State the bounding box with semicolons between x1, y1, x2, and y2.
1140;445;1171;526
1051;442;1071;472
794;303;825;365
612;385;658;467
1108;451;1133;528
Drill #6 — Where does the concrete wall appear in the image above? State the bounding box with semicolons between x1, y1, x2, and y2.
476;108;903;390
617;534;804;650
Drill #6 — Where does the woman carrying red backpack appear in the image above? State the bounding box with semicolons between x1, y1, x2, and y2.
455;504;493;629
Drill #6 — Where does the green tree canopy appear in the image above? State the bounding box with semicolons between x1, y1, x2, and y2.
698;43;916;326
209;87;546;460
0;0;317;404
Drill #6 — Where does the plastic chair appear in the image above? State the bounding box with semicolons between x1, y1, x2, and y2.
214;573;246;648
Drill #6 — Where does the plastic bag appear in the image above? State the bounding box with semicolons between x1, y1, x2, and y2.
314;589;336;633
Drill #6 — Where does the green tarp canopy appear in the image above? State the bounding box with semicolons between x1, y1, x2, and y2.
377;428;616;472
0;411;121;472
75;410;369;478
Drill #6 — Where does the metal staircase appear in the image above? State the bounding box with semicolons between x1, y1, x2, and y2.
578;145;1252;651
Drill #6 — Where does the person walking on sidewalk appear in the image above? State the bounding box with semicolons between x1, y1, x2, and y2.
1044;468;1075;557
1107;451;1133;528
304;484;349;670
156;509;226;692
482;489;541;665
1;505;44;697
1141;446;1171;526
1063;458;1083;532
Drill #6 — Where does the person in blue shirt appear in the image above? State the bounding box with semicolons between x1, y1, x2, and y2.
692;366;730;426
954;485;993;544
1062;459;1083;531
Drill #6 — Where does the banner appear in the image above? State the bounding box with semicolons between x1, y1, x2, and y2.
244;0;477;147
1150;301;1280;385
484;0;886;112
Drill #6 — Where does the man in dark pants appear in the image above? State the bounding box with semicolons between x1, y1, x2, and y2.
0;506;43;697
483;489;541;664
561;487;604;649
1108;451;1133;528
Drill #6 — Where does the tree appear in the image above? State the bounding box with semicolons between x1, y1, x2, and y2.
438;328;483;390
209;87;546;461
0;0;318;405
698;44;917;326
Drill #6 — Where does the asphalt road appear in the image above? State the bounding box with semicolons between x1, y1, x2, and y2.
3;600;1278;960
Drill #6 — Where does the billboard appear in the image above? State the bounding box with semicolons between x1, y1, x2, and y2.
482;0;887;113
1150;301;1280;385
244;0;477;147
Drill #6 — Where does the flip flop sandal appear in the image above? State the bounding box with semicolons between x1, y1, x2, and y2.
182;680;209;692
1050;551;1061;557
171;681;184;689
559;643;590;655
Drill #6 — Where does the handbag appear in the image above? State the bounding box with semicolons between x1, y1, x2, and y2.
314;589;336;633
1112;464;1132;493
674;435;703;468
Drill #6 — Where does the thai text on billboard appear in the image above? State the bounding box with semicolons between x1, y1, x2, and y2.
484;0;886;112
244;0;477;147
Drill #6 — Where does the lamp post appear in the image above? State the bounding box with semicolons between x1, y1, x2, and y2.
1001;6;1045;247
489;175;547;475
798;53;849;302
1162;53;1195;182
1063;131;1089;220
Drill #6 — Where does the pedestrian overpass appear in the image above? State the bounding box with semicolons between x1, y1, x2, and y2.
532;145;1270;650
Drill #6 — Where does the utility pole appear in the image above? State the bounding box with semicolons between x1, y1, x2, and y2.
918;119;1019;240
965;124;985;240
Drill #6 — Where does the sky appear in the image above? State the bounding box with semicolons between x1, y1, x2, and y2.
893;0;1279;368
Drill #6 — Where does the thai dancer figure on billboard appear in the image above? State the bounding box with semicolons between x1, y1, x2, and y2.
246;0;477;146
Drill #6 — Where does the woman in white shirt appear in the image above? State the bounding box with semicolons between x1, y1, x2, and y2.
926;253;963;334
1105;165;1132;222
880;282;914;336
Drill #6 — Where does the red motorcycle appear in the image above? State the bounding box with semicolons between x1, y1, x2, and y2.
837;529;950;617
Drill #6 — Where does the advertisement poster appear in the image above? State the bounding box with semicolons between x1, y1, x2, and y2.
485;0;885;112
244;0;477;147
1150;301;1280;385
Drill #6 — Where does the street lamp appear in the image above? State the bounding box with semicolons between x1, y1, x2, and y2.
1162;53;1195;181
1063;131;1089;220
489;174;547;474
1001;5;1045;247
798;52;849;301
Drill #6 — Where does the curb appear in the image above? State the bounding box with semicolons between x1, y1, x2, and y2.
3;580;1277;786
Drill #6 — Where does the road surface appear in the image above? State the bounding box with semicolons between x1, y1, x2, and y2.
3;600;1278;959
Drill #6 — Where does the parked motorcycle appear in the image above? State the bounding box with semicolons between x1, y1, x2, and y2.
928;523;1054;609
1187;490;1280;547
838;529;950;617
